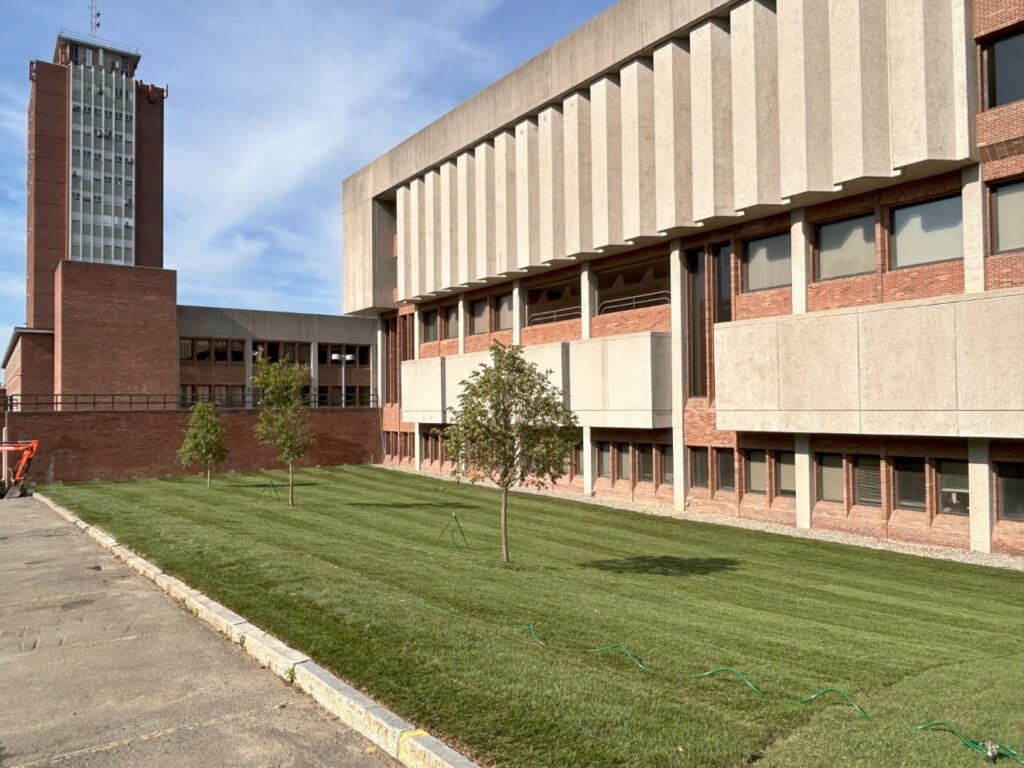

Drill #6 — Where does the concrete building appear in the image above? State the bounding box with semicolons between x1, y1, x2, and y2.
342;0;1024;555
3;31;377;411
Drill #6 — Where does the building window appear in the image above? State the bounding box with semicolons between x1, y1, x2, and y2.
997;463;1024;521
816;214;876;280
747;450;767;494
496;294;514;330
776;451;796;497
213;339;228;362
891;195;962;268
595;258;671;315
713;243;731;322
687;248;707;397
690;447;709;488
298;343;311;365
616;443;631;481
597;442;611;478
743;233;790;291
443;305;459;339
717;449;735;491
938;460;970;516
818;453;844;503
984;29;1024;108
854;456;881;506
195;339;211;362
230;340;244;363
358;345;370;367
471;300;489;335
992;179;1024;253
637;444;654;483
178;338;194;362
422;310;438;342
894;457;927;510
661;445;674;485
281;342;297;363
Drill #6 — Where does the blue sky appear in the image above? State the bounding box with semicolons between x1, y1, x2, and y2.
0;0;615;377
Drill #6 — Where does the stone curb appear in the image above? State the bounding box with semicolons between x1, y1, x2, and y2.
32;493;482;768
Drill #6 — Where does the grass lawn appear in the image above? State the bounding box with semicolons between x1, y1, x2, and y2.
42;466;1024;768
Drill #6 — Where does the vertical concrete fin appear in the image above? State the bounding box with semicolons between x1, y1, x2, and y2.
590;75;623;250
439;160;458;291
494;129;518;273
456;151;476;287
474;140;495;283
690;19;733;222
654;40;693;233
423;170;439;295
515;118;540;270
396;185;409;302
620;58;657;242
538;105;565;264
563;91;593;256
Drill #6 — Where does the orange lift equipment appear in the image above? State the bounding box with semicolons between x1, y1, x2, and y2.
1;439;39;499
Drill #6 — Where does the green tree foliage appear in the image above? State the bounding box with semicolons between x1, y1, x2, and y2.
440;342;579;563
252;349;313;505
177;401;228;488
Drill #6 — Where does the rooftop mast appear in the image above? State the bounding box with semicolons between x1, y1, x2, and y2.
89;0;100;35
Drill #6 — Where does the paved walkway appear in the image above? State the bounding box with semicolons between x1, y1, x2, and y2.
0;498;397;768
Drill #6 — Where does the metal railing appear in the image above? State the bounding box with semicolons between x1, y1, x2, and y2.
597;290;672;316
2;392;379;413
526;306;583;327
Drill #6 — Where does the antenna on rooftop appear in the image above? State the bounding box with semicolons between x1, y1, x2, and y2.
89;0;101;35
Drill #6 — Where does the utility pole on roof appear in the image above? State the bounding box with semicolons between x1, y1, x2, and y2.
89;0;101;35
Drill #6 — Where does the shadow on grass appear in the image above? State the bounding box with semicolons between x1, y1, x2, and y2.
220;482;322;489
358;502;476;511
582;555;740;576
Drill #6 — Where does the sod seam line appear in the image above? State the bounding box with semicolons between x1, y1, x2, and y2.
32;492;482;768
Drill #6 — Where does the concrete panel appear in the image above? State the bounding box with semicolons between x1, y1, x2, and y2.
538;106;565;264
444;351;489;416
590;76;623;250
654;41;693;233
522;342;569;399
515;118;540;269
690;19;734;221
859;303;957;412
828;0;892;184
777;312;859;412
439;161;458;291
620;58;657;242
494;130;517;274
423;170;441;295
730;0;781;211
713;321;779;411
456;152;476;286
955;293;1024;413
563;92;593;256
473;141;495;283
400;357;445;423
341;200;371;314
961;163;985;295
409;177;424;298
396;185;409;301
777;0;834;199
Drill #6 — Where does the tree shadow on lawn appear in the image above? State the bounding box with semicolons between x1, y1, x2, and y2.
582;555;740;576
357;502;476;511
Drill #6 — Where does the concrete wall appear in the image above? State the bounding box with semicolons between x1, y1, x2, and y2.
714;289;1024;439
344;0;976;313
177;306;378;344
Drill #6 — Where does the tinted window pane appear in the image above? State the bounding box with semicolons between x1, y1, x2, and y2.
597;442;611;478
777;451;796;496
998;463;1024;521
994;180;1024;252
690;447;709;488
747;450;767;493
471;301;489;334
819;453;844;502
855;456;881;506
939;460;969;516
422;310;438;342
892;195;963;268
617;443;631;481
688;249;707;397
989;30;1024;107
744;233;791;291
444;306;459;339
496;294;514;330
638;444;654;482
661;445;674;485
714;244;731;322
895;457;926;510
718;449;735;490
817;214;875;279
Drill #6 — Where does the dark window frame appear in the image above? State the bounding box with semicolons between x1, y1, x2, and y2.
983;28;1024;109
990;177;1024;255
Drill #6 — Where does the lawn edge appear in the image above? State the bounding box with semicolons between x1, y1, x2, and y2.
33;492;482;768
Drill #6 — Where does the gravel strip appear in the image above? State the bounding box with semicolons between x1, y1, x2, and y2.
383;464;1024;572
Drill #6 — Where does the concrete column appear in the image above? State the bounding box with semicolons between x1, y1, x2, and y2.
580;263;596;340
968;438;993;553
538;105;565;263
512;279;524;345
456;151;476;287
374;324;384;406
620;58;656;242
582;425;596;496
791;209;809;315
962;165;986;294
458;295;467;355
795;433;813;529
590;75;622;250
654;40;693;234
494;130;517;273
414;422;423;469
396;185;409;301
669;239;687;510
412;307;421;359
409;178;424;299
690;19;734;221
474;141;496;281
244;338;254;405
439;160;458;290
515;118;540;270
563;92;593;256
423;169;441;294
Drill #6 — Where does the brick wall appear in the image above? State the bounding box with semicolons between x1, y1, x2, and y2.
134;82;166;269
521;318;581;345
6;407;383;484
55;261;178;395
590;305;670;337
974;0;1024;38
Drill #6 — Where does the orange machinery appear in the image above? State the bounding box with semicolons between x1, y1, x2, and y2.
1;440;38;499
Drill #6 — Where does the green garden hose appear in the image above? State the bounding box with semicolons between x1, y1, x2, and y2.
588;643;663;676
800;688;873;721
689;667;768;698
513;621;545;645
916;721;1024;764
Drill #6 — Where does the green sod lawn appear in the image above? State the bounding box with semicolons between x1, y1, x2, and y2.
42;466;1024;768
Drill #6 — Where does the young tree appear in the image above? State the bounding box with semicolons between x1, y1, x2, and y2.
252;350;313;505
440;342;579;563
177;401;228;487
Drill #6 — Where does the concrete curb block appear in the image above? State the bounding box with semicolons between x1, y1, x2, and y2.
33;492;482;768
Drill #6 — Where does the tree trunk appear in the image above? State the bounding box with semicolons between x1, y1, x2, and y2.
500;488;510;563
288;462;294;506
206;464;211;488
